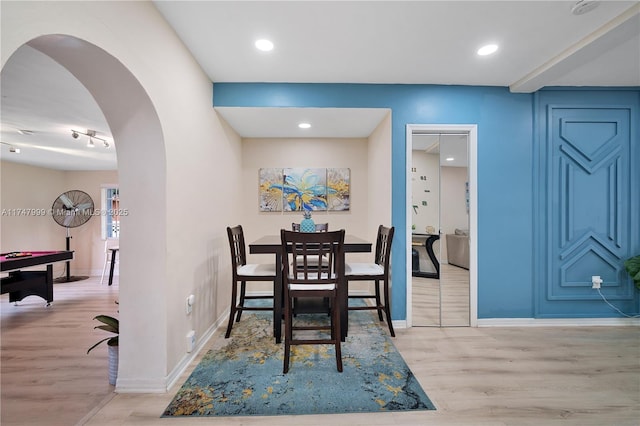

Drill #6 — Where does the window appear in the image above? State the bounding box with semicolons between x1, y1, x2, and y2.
101;186;120;239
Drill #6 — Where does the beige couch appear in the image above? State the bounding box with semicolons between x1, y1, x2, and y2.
446;229;469;270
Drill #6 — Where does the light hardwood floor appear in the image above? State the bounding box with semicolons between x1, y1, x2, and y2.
412;263;470;327
2;276;639;425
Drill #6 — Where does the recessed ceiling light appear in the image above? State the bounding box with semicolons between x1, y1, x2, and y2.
446;157;455;162
255;39;274;52
298;122;311;129
477;44;498;56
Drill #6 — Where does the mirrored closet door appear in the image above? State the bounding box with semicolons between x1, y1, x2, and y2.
410;133;470;327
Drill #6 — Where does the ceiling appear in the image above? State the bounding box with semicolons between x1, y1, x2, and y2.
1;1;638;170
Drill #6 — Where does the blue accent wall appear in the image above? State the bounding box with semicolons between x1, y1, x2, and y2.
534;89;640;318
213;83;639;319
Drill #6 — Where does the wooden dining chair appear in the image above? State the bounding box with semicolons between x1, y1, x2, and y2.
281;228;345;373
225;225;277;339
291;222;330;313
291;222;330;269
345;225;395;337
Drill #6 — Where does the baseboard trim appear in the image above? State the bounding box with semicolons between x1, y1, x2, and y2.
115;378;168;393
68;270;119;278
478;317;640;327
116;313;227;393
392;319;407;330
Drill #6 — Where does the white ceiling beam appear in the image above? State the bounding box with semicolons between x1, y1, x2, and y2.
510;4;640;93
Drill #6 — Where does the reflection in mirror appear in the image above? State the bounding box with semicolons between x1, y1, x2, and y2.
410;139;440;326
411;133;470;327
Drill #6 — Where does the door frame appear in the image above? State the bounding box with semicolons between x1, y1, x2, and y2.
405;124;478;327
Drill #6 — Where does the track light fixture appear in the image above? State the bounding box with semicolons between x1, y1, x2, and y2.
1;141;21;153
70;129;111;148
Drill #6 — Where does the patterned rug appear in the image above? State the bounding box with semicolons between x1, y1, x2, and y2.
162;306;435;417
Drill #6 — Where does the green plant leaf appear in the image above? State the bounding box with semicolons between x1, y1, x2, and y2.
94;324;118;333
93;315;119;331
624;255;640;290
87;337;112;354
88;314;119;354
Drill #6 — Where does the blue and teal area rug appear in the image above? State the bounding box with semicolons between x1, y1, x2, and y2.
162;308;435;417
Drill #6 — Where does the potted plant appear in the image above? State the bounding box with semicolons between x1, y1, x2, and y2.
624;254;640;290
87;314;119;385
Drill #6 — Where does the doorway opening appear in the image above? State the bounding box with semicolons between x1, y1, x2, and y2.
405;124;478;327
19;34;168;389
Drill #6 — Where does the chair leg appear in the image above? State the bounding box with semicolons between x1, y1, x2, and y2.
225;282;238;338
283;292;292;374
236;281;246;322
382;279;395;337
333;295;343;372
100;257;109;285
374;280;384;321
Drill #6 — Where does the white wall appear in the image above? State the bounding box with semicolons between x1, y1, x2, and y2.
411;151;439;234
368;112;393;237
241;130;391;294
440;166;469;233
240;120;392;253
1;161;67;278
241;137;370;265
0;161;119;276
440;166;469;263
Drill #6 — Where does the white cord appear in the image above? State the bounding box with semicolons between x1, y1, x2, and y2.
597;288;640;318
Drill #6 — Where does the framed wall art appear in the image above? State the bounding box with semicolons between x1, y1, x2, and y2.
258;167;350;212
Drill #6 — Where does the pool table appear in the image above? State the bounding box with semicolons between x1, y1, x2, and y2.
1;250;74;306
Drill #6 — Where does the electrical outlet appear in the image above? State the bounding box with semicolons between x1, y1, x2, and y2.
186;330;195;353
591;275;602;289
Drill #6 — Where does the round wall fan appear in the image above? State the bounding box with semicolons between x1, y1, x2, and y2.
51;190;95;282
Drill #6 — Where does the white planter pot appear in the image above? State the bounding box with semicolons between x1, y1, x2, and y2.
108;345;119;385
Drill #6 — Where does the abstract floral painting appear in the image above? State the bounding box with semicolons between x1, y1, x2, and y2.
258;168;350;212
259;168;283;212
282;168;327;211
327;168;350;211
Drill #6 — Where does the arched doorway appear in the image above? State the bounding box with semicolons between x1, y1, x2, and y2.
3;34;168;389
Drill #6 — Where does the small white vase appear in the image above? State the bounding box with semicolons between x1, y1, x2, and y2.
108;345;119;385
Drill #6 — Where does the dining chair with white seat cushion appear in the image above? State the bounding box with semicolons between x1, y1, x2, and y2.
345;225;395;337
291;222;331;315
225;225;277;339
281;228;345;373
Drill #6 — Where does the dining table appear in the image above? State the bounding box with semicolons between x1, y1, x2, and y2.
249;233;372;343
